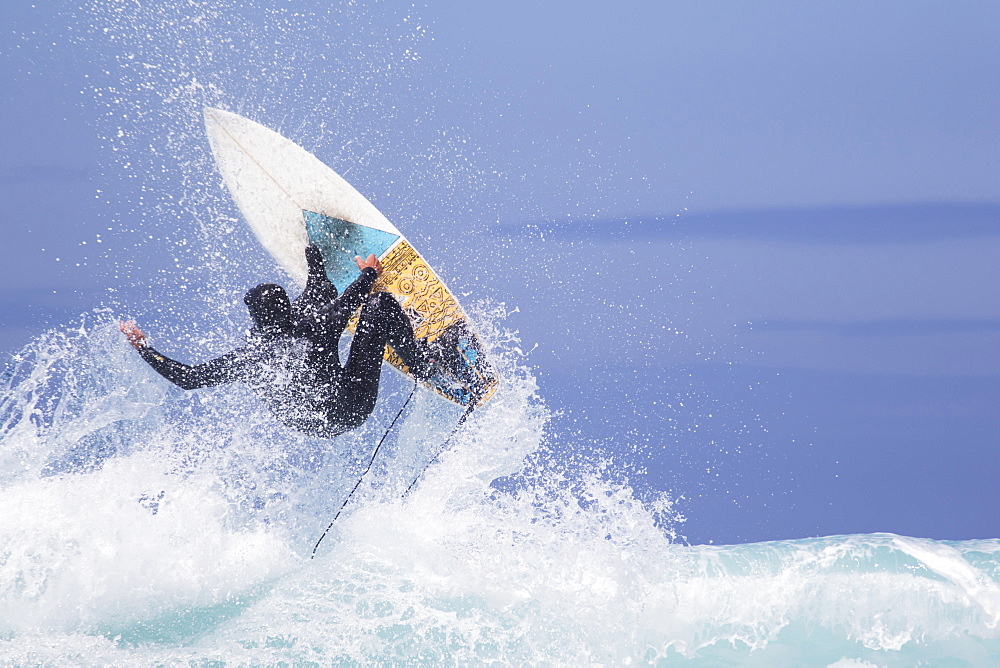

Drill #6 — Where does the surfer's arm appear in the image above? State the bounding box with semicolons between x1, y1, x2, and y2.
312;263;379;333
120;321;244;389
137;346;245;390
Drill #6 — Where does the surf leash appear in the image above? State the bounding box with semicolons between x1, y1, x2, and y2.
311;378;419;558
401;401;477;498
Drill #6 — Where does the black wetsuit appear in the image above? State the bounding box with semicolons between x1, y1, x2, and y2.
136;245;430;437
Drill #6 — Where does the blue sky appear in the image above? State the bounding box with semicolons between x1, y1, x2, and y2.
1;0;998;544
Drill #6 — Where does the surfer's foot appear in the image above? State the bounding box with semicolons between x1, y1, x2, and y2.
409;341;440;382
305;243;326;274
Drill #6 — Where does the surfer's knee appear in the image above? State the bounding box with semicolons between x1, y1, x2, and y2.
363;291;399;315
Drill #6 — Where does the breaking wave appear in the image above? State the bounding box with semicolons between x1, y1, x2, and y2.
1;318;999;664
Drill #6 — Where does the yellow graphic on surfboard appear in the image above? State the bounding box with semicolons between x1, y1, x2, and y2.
372;240;462;341
204;107;498;407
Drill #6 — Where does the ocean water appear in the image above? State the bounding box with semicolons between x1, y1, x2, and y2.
1;320;1000;665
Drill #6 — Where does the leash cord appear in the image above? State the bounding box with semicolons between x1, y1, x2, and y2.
311;378;419;558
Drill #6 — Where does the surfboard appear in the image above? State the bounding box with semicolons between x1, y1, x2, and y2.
203;107;498;407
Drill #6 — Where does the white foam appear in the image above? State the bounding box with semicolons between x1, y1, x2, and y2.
0;451;296;635
2;309;1000;665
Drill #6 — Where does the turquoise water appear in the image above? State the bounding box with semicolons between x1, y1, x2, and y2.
1;322;999;665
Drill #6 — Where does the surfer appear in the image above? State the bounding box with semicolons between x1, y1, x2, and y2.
120;243;435;437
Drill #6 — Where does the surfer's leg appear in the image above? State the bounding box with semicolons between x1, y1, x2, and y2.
339;292;432;427
345;292;432;387
339;294;393;423
291;244;339;322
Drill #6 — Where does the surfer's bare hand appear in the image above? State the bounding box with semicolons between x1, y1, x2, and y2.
119;321;147;350
355;254;383;276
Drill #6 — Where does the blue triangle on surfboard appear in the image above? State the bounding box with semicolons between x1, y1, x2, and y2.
302;210;400;293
